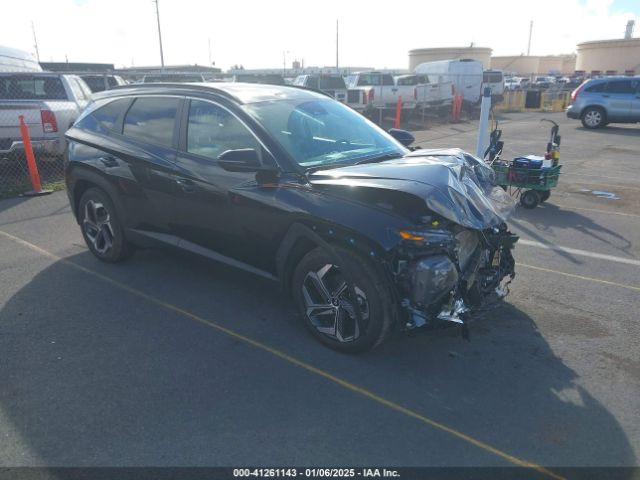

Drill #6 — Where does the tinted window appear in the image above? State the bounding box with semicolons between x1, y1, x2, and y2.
92;98;130;130
606;80;636;94
319;76;345;89
396;77;415;86
0;76;67;100
187;100;260;160
585;82;606;93
382;75;394;86
107;76;119;88
123;97;179;147
82;76;106;92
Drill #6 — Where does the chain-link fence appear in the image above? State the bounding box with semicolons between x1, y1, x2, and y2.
0;73;73;199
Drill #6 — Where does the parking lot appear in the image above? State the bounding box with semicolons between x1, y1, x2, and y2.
0;111;638;474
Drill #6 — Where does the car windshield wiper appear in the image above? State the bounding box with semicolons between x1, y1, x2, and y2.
354;152;404;165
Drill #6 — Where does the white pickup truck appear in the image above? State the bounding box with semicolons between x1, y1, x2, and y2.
344;72;418;112
0;72;92;159
395;74;453;110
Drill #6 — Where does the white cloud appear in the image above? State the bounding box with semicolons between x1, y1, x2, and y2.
2;0;639;70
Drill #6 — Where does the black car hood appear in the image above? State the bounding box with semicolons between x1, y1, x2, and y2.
308;148;515;230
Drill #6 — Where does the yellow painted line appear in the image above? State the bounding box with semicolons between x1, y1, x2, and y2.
0;229;563;480
517;263;640;293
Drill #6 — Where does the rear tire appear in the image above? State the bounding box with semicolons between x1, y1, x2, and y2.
581;107;606;129
78;187;133;263
292;246;394;353
520;190;540;209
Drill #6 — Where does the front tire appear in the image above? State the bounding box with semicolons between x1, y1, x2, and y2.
292;246;394;353
581;107;606;129
79;187;133;263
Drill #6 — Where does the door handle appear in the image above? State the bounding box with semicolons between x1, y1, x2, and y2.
99;155;118;168
175;177;196;193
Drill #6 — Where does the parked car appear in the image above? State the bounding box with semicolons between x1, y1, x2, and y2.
504;77;528;91
414;59;483;105
142;73;206;83
293;74;347;102
64;83;518;352
567;76;640;128
394;74;453;109
80;74;126;93
482;70;505;102
532;76;556;89
344;71;418;112
0;72;91;159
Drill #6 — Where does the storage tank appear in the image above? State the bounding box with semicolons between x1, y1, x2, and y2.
409;47;492;70
576;38;640;74
490;56;539;75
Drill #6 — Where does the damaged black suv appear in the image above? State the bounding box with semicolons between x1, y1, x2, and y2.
65;83;518;352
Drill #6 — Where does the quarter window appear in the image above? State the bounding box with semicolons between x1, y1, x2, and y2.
92;98;130;130
186;100;260;160
123;97;179;147
585;82;606;93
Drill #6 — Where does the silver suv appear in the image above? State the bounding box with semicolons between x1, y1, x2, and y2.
566;76;640;129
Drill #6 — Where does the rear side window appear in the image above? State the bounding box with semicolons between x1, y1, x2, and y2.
186;99;260;160
606;80;636;94
0;76;67;100
92;98;131;130
107;77;119;88
123;97;179;147
585;82;606;93
306;77;320;89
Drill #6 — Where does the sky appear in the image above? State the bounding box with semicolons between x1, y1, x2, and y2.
3;0;640;70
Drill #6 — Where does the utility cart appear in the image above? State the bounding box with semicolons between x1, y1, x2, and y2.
484;118;563;209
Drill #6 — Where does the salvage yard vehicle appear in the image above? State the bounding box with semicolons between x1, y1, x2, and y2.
394;74;453;109
0;72;92;159
414;59;483;105
344;71;418;112
292;74;348;103
80;74;126;93
566;76;640;129
64;83;518;352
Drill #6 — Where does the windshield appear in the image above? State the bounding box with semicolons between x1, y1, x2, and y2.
245;98;407;168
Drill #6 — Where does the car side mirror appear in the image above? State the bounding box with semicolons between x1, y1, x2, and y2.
217;148;263;172
388;128;415;147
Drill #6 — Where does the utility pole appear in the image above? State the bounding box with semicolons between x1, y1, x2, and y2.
527;20;533;56
336;19;339;74
31;21;40;63
153;0;165;69
208;37;212;65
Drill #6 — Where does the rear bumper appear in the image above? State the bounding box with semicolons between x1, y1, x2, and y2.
0;137;62;157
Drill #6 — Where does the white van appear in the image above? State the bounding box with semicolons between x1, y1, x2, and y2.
414;59;483;105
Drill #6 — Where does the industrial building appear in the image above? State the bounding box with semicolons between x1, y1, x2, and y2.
576;37;640;75
490;55;576;75
408;47;492;70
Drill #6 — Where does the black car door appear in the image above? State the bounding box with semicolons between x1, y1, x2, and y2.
171;98;275;265
116;95;181;237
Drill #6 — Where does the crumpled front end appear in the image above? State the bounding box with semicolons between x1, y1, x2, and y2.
394;221;518;331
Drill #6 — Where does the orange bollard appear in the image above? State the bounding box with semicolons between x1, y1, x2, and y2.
394;96;402;129
18;115;52;196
